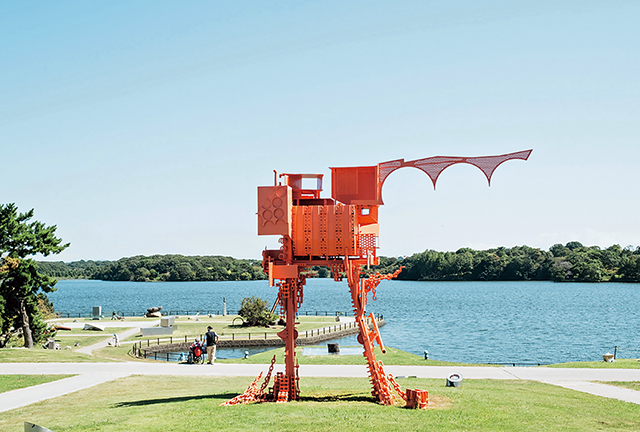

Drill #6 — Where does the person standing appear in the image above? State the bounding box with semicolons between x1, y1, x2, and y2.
204;326;219;364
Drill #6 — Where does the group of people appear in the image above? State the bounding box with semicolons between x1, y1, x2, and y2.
189;326;219;364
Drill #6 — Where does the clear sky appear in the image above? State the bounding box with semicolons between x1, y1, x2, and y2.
2;1;639;262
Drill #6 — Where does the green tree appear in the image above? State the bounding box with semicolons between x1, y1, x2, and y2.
565;241;584;251
316;266;330;278
571;260;604;282
0;258;54;347
134;267;151;282
616;255;640;281
549;243;570;257
238;296;278;327
550;259;572;281
472;251;505;280
169;262;194;281
0;204;69;348
601;244;623;271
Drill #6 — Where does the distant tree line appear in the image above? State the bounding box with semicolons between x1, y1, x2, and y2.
368;242;640;283
34;260;108;279
37;242;640;283
37;255;266;282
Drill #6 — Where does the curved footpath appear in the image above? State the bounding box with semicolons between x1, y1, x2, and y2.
1;324;640;413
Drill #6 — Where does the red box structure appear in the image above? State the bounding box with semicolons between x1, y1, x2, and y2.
257;186;292;237
330;166;379;205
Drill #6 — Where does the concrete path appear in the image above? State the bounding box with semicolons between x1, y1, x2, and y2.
75;325;156;355
540;381;640;405
0;372;130;413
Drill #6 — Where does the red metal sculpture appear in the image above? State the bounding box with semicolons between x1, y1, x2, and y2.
227;150;532;408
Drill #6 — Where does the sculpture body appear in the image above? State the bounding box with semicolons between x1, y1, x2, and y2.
227;149;531;406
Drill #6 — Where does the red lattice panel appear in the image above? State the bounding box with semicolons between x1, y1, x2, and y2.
378;149;532;193
357;233;377;257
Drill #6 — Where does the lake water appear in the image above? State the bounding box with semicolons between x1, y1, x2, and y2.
48;279;640;364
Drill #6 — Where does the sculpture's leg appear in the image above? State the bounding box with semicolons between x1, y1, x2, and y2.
345;259;395;405
276;277;302;401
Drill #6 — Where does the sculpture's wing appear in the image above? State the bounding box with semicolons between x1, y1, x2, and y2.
378;149;532;202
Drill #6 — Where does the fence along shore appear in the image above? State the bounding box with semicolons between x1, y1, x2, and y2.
133;315;385;359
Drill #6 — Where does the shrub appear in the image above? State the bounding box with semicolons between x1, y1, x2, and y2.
238;296;278;327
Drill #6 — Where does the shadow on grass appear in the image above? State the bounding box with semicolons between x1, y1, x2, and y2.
113;392;237;407
299;393;376;403
114;392;380;408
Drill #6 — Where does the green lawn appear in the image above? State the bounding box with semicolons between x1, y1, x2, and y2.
92;345;158;362
73;326;135;334
546;359;640;369
5;333;640;370
217;346;475;367
0;375;75;393
2;337;640;431
0;348;116;363
602;381;640;391
53;335;115;349
87;343;472;366
1;375;639;431
123;315;341;343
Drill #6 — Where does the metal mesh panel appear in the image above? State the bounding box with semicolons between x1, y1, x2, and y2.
378;149;532;191
357;233;377;256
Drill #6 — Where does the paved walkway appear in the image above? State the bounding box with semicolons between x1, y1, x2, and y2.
2;322;640;413
75;324;155;355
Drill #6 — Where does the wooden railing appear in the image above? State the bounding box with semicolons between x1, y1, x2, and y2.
57;310;363;319
132;314;384;359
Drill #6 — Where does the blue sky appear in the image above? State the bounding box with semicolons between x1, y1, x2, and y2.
2;1;639;261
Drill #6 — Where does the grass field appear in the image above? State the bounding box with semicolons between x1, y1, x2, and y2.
547;359;640;369
0;375;74;393
47;315;349;345
602;381;640;391
2;317;640;430
2;326;640;431
216;345;476;367
122;315;344;342
1;375;639;431
0;348;116;363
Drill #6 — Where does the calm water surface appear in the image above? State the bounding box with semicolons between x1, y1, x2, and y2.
48;279;640;364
